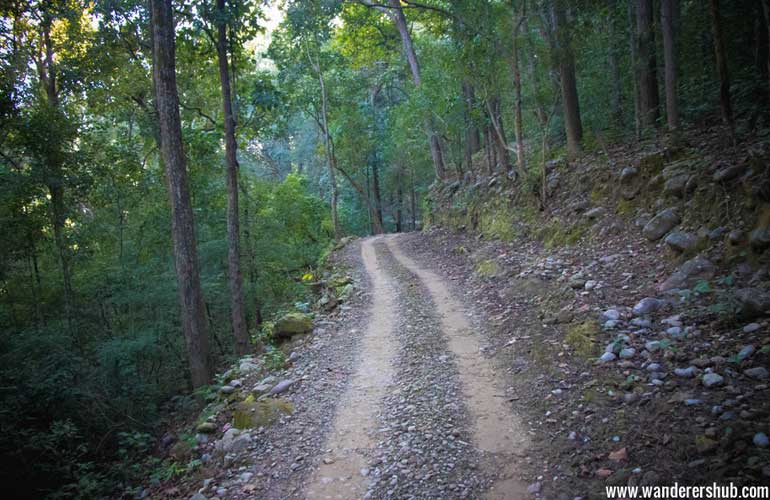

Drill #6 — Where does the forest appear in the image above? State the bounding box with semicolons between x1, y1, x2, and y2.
1;0;769;497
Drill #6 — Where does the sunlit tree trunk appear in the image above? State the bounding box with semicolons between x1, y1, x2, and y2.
463;81;481;172
151;0;211;388
511;6;526;179
215;0;250;356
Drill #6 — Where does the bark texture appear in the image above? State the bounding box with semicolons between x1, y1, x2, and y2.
151;0;211;388
552;0;583;157
216;0;250;356
636;0;660;129
661;0;679;130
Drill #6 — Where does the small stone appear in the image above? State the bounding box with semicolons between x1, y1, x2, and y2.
645;341;662;352
674;366;697;378
585;207;607;219
750;228;770;250
190;494;208;500
664;231;699;253
735;288;770;318
633;298;664;316
737;345;755;361
619;348;636;359
197;422;217;434
713;163;746;182
666;326;682;336
684;399;702;406
269;379;294;395
754;432;769;447
744;367;769;380
599;352;617;363
584;280;598;290
596;468;613;478
643;208;680;241
631;317;652;328
743;323;761;333
219;385;236;395
609;448;628;461
527;482;542;494
602;309;621;321
702;373;724;387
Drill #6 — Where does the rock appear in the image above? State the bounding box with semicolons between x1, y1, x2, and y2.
239;360;259;373
619;348;636;359
743;323;761;333
232;398;293;429
609;447;628;461
744;367;769;380
708;227;727;240
674;366;697;378
620;166;638;183
215;428;251;455
219;385;236;395
664;174;690;198
713;163;746;182
190;494;208;500
274;312;313;338
599;352;617;363
585;207;607;219
728;230;745;244
527;482;542;494
702;373;724;387
754;432;769;447
645;341;662;352
253;383;272;394
750;228;770;250
664;231;699;253
602;309;621;321
643;209;680;241
633;298;664;316
658;257;715;292
666;326;682;336
737;345;755;361
584;280;598;290
197;422;217;434
735;288;770;318
596;468;613;479
269;379;294;395
631;318;652;328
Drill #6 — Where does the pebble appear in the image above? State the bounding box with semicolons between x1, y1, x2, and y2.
666;326;682;336
269;379;294;395
737;345;755;361
619;348;636;359
599;352;617;363
702;373;724;387
527;482;542;494
602;309;620;321
674;366;696;378
743;323;761;333
744;367;769;380
633;298;664;316
754;433;769;447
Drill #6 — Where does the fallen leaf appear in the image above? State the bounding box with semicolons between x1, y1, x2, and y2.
609;447;628;461
596;468;613;478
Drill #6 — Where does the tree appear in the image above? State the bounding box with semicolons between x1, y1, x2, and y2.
551;0;582;156
709;0;734;136
661;0;679;131
636;0;660;130
150;0;211;387
510;1;526;177
213;0;251;355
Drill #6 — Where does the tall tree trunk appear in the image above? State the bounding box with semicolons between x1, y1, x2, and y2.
151;0;211;388
762;0;770;97
215;0;250;356
388;0;445;179
371;154;384;233
607;0;623;129
488;97;513;172
511;9;526;179
410;168;417;230
636;0;660;130
463;81;481;171
551;0;583;157
395;176;403;233
627;1;641;140
661;0;679;131
39;13;73;329
709;0;734;135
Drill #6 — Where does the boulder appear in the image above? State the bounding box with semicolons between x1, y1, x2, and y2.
232;398;294;429
633;297;665;316
712;163;746;182
749;228;770;250
663;174;690;198
643;208;680;241
735;288;770;318
658;256;715;291
664;231;700;253
274;312;313;338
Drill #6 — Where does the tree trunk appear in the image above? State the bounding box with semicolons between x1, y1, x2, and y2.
151;0;211;388
709;0;734;134
215;0;250;356
607;0;623;129
628;1;641;140
371;155;384;233
762;0;770;97
388;0;445;179
636;0;660;129
661;0;679;131
395;176;403;232
551;0;583;157
511;10;526;179
463;81;481;171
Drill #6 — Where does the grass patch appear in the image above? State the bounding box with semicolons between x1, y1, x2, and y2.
535;219;588;248
565;320;599;357
475;259;501;278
